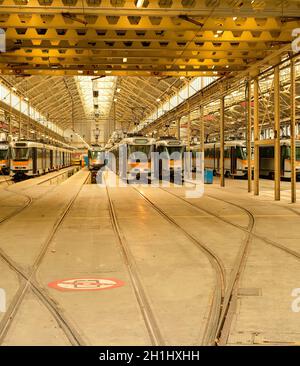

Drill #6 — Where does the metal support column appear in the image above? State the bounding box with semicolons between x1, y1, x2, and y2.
220;96;225;187
247;79;252;193
19;98;22;139
187;82;191;150
253;77;259;196
177;117;181;140
199;105;205;182
274;65;281;201
187;107;191;151
290;59;296;203
199;106;204;154
9;92;12;139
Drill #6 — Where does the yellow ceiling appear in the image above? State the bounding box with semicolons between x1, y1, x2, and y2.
0;0;299;76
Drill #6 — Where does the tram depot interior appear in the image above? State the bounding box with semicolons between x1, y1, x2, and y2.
0;0;300;347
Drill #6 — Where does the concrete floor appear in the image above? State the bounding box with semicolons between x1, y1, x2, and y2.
1;170;300;345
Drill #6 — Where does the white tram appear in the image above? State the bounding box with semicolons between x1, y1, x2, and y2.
88;145;105;171
155;137;186;179
10;140;74;178
0;141;10;175
109;135;156;182
191;140;250;178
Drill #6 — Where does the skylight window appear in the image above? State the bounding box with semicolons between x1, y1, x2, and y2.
76;76;117;118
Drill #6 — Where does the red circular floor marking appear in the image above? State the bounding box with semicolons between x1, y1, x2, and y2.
48;277;125;292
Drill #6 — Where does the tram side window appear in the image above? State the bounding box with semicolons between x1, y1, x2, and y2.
205;148;214;158
224;148;230;159
236;147;245;160
287;146;300;161
297;147;300;161
28;148;32;159
260;146;274;158
37;148;43;159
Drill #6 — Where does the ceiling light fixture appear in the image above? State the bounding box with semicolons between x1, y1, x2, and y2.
136;0;145;8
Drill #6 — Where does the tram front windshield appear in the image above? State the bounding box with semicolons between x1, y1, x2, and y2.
0;149;8;160
12;148;30;160
128;145;153;160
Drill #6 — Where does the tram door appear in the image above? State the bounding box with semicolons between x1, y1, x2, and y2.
50;150;53;170
280;145;286;177
215;146;220;172
231;147;237;175
32;148;37;174
42;148;46;172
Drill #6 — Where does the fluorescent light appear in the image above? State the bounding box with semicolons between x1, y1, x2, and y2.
123;57;127;63
136;0;145;7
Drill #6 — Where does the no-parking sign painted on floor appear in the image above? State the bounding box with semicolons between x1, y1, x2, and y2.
48;278;125;292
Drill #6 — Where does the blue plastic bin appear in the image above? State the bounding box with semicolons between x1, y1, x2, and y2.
204;168;214;184
83;155;89;167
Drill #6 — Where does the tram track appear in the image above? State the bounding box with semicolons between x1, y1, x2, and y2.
0;169;88;346
0;167;78;225
104;183;165;346
125;184;227;346
159;185;300;343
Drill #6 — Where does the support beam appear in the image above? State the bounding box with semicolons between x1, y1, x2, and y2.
187;83;191;151
247;79;252;193
274;65;281;201
9;92;12;138
187;105;191;151
199;105;205;183
176;117;181;140
290;59;296;203
220;96;225;188
19;99;22;139
253;77;259;196
199;105;204;154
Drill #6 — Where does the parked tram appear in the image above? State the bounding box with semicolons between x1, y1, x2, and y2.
88;145;105;171
155;137;186;180
109;135;156;183
259;140;300;180
0;141;10;175
191;140;250;178
10;140;74;179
